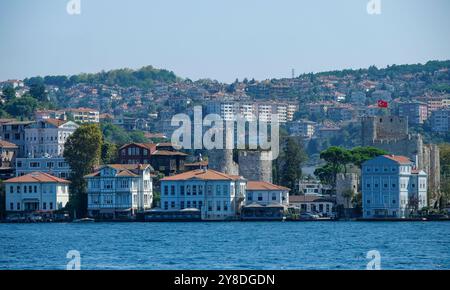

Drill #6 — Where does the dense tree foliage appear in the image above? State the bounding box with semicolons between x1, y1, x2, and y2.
64;124;103;217
315;146;387;190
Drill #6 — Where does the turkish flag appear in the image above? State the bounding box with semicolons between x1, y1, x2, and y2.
377;100;388;108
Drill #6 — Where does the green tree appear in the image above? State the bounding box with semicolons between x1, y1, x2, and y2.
101;141;118;164
280;138;307;193
64;124;103;217
29;83;48;102
2;86;16;101
4;96;39;119
350;147;388;167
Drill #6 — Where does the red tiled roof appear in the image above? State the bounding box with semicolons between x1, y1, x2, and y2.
289;195;334;203
152;150;187;156
161;169;243;181
0;140;18;148
383;155;412;164
4;172;70;184
247;181;290;191
44;118;68;127
85;164;152;178
119;143;157;151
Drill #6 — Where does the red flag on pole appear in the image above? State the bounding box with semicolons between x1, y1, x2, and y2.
377;100;388;108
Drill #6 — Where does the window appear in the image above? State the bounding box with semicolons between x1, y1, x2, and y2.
392;199;396;204
193;201;197;208
10;203;13;210
216;201;221;211
272;193;277;201
216;185;221;196
192;185;197;195
180;185;185;195
171;185;175;195
17;203;20;210
367;200;371;204
248;194;253;201
164;201;168;210
187;201;191;208
198;185;203;195
164;185;169;195
223;201;228;211
9;186;13;194
366;183;371;189
43;203;47;210
180;201;185;209
258;193;263;201
171;201;175;208
186;185;191;195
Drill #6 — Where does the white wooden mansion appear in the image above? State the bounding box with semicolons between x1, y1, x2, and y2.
159;169;247;220
84;164;153;218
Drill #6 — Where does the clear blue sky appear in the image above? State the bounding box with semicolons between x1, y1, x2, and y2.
1;0;449;82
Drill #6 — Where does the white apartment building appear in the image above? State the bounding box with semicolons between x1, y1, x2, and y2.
4;172;70;213
206;101;297;123
85;164;153;218
160;169;247;220
288;120;317;139
362;155;428;219
245;181;289;206
430;108;450;133
67;108;100;123
15;157;71;179
24;119;79;158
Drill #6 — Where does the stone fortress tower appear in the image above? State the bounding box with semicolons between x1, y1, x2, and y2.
361;115;441;205
208;149;273;183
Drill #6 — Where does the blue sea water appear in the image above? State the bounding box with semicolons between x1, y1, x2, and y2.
0;222;449;270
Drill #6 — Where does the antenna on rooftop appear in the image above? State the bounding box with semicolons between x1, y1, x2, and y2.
291;68;295;79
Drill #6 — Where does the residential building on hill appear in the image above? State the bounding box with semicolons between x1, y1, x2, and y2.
0;120;34;157
118;143;187;175
0;140;19;179
362;155;427;219
15;157;71;179
398;101;428;125
430;108;450;133
66;108;100;123
84;164;153;219
24;119;79;158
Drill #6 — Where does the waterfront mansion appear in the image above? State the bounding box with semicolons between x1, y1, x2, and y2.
84;164;153;218
4;172;70;214
362;155;428;219
160;169;247;220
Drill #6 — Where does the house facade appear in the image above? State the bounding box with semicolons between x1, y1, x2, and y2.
0;120;34;157
160;169;247;220
289;195;335;216
362;155;428;219
24;119;79;158
4;172;70;214
245;181;289;206
118;143;187;175
0;140;18;179
15;157;71;179
85;164;153;218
